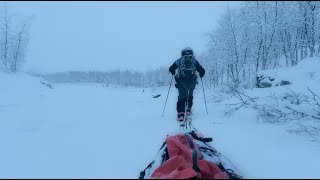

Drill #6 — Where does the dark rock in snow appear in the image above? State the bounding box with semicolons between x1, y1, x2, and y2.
153;94;161;98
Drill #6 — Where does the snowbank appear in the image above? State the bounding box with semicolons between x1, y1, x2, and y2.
0;72;53;107
226;57;320;141
0;73;53;106
256;57;320;88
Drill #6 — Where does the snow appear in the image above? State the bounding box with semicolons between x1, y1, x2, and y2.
257;57;320;88
1;58;320;178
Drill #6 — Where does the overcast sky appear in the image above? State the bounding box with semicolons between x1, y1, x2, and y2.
8;1;241;73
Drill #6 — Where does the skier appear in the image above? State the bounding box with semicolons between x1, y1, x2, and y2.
169;47;205;121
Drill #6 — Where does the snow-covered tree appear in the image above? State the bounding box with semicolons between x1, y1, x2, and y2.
203;1;320;89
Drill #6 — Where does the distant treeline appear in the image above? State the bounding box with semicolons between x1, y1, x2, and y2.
39;67;172;87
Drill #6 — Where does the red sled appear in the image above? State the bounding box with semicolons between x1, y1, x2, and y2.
139;131;244;179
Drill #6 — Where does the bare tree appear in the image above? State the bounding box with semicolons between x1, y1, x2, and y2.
0;3;32;73
11;18;30;73
1;2;9;72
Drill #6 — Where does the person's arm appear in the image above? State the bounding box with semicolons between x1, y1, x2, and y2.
196;61;205;78
169;59;181;75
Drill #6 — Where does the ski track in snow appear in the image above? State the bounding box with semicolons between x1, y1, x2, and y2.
1;82;320;178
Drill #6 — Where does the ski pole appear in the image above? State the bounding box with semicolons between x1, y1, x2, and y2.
162;75;173;117
201;77;208;115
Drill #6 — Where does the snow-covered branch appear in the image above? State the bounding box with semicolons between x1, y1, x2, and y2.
226;86;320;141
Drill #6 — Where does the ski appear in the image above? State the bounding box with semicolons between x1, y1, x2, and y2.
179;113;192;129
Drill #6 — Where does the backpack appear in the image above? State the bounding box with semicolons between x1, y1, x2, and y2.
177;55;197;79
139;131;244;179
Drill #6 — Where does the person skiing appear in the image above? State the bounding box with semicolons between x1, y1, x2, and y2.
169;47;205;121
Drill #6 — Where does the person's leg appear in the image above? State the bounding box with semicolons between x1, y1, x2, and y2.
176;82;188;120
177;98;186;113
187;96;193;109
186;80;196;113
177;85;188;113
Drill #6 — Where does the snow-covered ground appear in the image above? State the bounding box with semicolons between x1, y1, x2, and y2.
1;62;320;178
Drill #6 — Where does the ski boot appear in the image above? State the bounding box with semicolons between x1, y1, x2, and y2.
177;112;185;122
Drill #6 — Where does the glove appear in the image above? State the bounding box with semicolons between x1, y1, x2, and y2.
170;71;175;75
199;72;204;78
